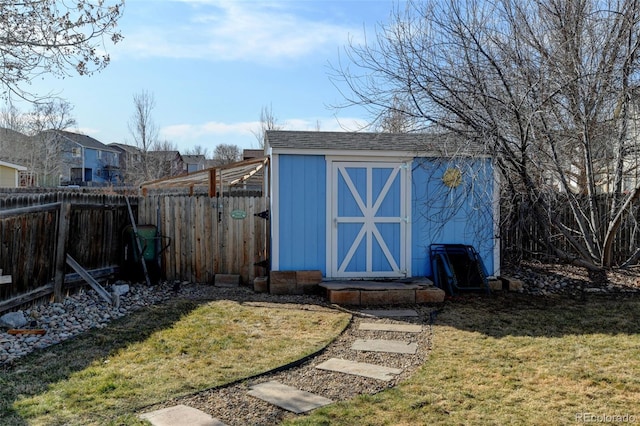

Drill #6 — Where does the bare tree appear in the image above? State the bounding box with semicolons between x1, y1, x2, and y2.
214;143;241;165
252;104;282;148
184;144;210;158
0;103;27;159
0;103;28;133
334;0;640;269
140;139;185;180
377;95;418;133
128;90;160;183
27;100;77;186
0;1;123;101
152;139;178;152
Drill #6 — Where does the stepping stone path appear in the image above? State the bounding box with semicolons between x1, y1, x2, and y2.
247;381;334;414
142;307;424;424
352;338;418;354
359;309;420;317
359;322;423;333
140;404;228;426
316;358;403;381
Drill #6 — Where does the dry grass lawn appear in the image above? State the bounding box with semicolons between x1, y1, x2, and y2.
288;294;640;425
0;298;350;426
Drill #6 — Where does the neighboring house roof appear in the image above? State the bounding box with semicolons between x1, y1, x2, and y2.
0;127;30;144
204;159;223;168
108;143;142;154
148;150;183;160
48;130;119;153
0;127;32;165
182;154;205;164
0;160;27;170
243;149;265;160
265;130;489;156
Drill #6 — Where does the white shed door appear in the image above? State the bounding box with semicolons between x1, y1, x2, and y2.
328;161;410;278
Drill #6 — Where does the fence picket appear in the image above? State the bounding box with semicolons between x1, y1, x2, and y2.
136;194;269;284
1;190;272;309
0;192;135;309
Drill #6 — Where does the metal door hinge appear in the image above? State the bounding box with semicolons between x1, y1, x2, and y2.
254;209;270;220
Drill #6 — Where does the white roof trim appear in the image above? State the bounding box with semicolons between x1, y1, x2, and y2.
0;160;27;171
270;147;491;158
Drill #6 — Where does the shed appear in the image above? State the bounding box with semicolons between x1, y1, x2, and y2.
0;160;27;188
266;130;499;281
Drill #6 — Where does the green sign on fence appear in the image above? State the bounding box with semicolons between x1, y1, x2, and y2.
231;209;247;220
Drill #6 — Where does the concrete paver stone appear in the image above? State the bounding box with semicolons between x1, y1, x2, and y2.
352;338;418;354
247;381;333;414
359;309;419;317
139;404;227;426
315;358;403;381
359;322;423;333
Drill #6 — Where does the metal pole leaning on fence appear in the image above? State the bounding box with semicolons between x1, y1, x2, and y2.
53;202;71;302
125;196;152;286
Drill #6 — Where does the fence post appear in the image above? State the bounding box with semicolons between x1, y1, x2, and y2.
53;202;71;302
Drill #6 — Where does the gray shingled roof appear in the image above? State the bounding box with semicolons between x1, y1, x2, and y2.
109;143;141;154
265;130;487;156
51;130;118;152
182;154;205;163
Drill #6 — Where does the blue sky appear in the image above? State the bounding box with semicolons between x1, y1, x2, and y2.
16;0;397;155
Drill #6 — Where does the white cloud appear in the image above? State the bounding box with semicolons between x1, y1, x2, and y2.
74;126;103;137
118;1;360;64
283;117;370;132
161;115;369;142
161;120;257;140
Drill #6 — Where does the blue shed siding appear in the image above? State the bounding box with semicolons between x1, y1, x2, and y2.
274;154;495;279
277;154;327;272
411;158;495;277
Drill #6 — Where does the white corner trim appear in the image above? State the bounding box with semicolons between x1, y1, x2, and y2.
404;159;413;277
325;159;334;278
270;154;280;271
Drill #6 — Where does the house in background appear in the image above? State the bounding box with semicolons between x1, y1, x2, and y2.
0;160;27;188
109;143;142;184
265;130;499;281
1;128;120;187
182;154;206;173
243;149;265;160
239;149;267;192
147;151;186;178
46;130;120;186
0;128;36;186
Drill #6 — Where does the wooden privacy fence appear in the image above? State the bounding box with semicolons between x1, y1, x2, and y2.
0;192;134;312
500;193;640;265
138;194;269;284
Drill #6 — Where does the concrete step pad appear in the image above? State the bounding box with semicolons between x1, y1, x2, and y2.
359;309;419;317
352;338;418;354
139;404;227;426
247;381;333;414
359;322;423;333
315;358;403;381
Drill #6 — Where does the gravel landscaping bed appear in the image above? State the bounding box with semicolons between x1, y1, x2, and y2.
0;282;336;366
503;261;640;296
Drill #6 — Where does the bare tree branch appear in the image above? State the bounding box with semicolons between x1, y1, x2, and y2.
334;0;640;268
0;0;123;101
